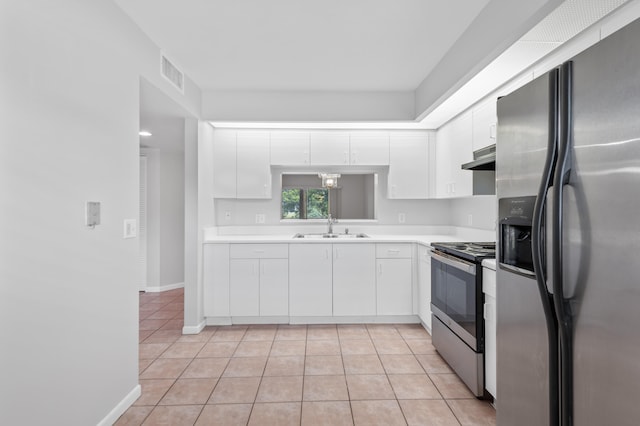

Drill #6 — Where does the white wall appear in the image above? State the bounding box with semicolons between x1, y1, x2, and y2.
0;1;200;424
142;149;186;290
214;169;452;227
449;196;497;232
160;152;185;287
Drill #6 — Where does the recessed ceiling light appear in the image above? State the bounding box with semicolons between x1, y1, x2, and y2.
139;131;152;137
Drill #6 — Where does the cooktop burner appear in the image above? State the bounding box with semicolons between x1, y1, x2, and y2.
431;241;496;262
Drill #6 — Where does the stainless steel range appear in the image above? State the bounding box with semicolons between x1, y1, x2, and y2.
430;241;496;398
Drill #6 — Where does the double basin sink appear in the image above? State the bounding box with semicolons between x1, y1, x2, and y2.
293;232;369;239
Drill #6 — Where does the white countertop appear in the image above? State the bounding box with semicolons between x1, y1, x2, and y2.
203;233;463;246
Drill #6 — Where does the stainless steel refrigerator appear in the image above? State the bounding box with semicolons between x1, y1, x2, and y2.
496;16;640;426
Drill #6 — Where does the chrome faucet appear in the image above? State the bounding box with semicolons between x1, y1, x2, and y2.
327;214;337;234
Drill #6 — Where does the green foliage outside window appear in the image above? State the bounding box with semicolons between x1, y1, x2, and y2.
281;188;329;219
282;189;302;219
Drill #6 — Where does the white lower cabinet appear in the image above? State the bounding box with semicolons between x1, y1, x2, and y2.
376;244;413;315
259;259;289;316
289;244;333;316
203;244;230;317
333;244;376;316
483;265;497;398
205;241;417;323
229;244;288;317
418;245;432;329
230;259;259;316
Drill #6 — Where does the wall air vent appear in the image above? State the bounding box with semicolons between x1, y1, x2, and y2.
160;53;184;93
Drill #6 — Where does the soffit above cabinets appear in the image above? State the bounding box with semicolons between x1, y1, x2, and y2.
421;0;630;128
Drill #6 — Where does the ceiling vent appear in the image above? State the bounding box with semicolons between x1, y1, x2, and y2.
160;53;184;93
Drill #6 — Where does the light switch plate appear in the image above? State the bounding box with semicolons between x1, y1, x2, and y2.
86;202;101;228
123;219;137;239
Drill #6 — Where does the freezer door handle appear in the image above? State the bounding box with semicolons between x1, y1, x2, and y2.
553;60;575;426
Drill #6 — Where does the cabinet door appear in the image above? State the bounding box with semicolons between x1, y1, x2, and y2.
212;130;236;198
435;123;453;198
270;131;310;165
309;132;350;165
388;132;429;199
483;267;497;398
229;259;260;316
434;113;473;198
377;258;413;315
333;244;376;316
260;259;289;316
289;244;333;316
349;132;389;165
451;112;473;197
236;131;271;199
203;244;230;317
472;99;497;151
418;246;432;329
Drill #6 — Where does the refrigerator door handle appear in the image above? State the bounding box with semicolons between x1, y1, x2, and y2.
554;60;575;426
532;67;561;426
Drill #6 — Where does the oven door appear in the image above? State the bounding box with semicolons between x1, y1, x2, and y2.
431;250;480;350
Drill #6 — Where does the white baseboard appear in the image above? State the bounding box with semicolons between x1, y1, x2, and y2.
97;384;141;426
206;317;233;326
289;315;421;325
144;282;184;293
182;320;206;335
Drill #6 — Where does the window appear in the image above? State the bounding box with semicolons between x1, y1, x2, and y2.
281;187;329;219
280;173;376;221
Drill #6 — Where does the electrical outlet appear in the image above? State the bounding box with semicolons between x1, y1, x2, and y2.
255;214;266;224
123;219;137;239
225;211;231;221
467;214;473;226
398;213;406;224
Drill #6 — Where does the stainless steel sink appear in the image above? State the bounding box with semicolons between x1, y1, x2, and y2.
293;233;369;239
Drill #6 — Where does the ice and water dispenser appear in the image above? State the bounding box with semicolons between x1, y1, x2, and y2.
498;196;538;277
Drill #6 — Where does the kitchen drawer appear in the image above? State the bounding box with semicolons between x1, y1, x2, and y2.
376;243;412;259
230;244;288;259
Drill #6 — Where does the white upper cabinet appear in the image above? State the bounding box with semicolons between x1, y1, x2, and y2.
309;132;350;165
435;112;473;198
270;131;310;165
388;131;430;199
349;131;389;165
236;131;271;199
472;99;497;151
213;130;271;199
212;129;237;198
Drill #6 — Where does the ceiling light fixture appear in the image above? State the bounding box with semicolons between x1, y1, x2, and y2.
139;131;152;137
319;173;340;189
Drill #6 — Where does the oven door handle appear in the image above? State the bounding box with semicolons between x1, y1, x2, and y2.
430;250;476;275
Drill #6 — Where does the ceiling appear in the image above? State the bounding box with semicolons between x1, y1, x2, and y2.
129;0;631;136
116;0;491;92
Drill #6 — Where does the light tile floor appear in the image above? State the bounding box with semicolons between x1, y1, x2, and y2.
116;288;496;425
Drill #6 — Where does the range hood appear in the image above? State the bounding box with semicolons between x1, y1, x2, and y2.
462;144;495;171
